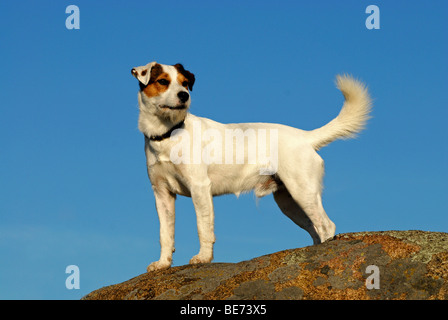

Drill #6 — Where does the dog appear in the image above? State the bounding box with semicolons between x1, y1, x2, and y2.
131;62;372;271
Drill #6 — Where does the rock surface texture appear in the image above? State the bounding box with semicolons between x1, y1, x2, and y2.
83;231;448;300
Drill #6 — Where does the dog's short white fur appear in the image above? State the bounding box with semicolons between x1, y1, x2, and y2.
131;62;372;271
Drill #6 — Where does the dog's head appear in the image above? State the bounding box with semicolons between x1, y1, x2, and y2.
131;62;195;121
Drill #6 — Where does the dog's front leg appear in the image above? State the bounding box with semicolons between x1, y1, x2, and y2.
190;181;215;265
147;187;176;272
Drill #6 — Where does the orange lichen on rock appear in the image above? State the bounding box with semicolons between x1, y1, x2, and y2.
334;233;421;259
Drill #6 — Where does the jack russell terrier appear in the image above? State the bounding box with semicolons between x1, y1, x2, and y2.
131;62;372;271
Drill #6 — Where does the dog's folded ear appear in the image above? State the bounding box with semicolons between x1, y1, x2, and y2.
131;61;156;86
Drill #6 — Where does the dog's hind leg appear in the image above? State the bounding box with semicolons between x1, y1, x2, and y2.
275;184;335;244
276;154;336;244
273;187;321;244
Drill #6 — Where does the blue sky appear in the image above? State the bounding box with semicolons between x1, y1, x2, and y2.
0;0;446;299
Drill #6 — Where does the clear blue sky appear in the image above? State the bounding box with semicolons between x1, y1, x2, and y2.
0;0;447;299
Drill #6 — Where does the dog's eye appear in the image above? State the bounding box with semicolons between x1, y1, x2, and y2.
157;79;170;86
182;81;188;88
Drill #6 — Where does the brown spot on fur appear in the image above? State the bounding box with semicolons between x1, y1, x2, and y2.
177;72;189;90
174;63;195;91
254;176;279;198
150;63;164;81
141;64;172;98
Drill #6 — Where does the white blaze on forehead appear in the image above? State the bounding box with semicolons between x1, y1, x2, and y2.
162;65;183;101
164;65;184;90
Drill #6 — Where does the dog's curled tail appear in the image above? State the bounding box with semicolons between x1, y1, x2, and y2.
308;75;372;151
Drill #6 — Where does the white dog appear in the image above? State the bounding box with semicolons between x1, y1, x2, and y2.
131;62;372;271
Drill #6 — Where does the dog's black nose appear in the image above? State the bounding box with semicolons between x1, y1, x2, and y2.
178;91;190;103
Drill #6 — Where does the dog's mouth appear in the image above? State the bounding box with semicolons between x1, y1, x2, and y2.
159;105;187;110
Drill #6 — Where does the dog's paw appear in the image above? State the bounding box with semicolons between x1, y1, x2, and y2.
146;260;171;272
189;254;213;265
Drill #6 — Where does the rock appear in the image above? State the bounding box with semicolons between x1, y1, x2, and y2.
82;230;448;300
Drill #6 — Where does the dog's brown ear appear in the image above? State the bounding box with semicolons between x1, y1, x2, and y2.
174;63;195;91
131;61;156;86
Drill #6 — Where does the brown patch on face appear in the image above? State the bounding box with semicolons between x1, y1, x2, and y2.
177;72;189;90
141;64;172;98
174;63;195;91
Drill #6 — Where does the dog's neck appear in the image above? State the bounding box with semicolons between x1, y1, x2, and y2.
137;93;187;140
145;119;185;141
